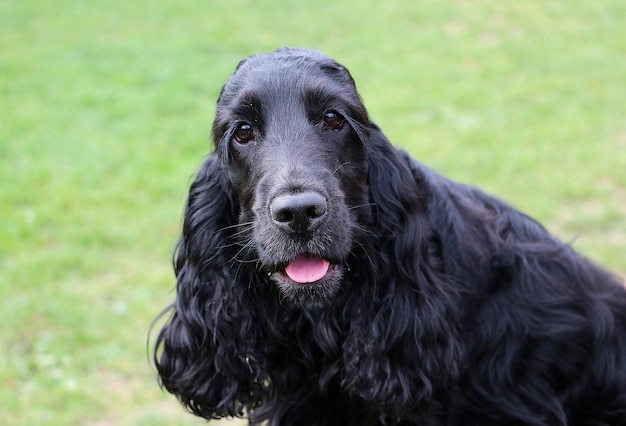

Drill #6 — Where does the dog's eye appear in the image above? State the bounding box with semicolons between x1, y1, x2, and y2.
234;123;254;144
323;111;345;131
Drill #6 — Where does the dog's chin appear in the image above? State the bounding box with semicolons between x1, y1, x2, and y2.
269;267;344;308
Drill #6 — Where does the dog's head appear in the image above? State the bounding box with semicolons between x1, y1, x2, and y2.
157;50;462;420
211;48;374;306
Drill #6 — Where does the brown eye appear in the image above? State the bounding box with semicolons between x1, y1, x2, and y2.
323;111;345;131
234;123;254;144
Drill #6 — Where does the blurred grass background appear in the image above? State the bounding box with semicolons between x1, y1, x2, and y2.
1;1;624;424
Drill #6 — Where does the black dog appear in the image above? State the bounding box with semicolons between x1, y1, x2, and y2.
154;48;626;425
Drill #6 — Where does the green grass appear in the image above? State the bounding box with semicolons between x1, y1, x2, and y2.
1;1;624;424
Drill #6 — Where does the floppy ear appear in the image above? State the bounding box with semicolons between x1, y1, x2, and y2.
153;153;268;419
363;123;438;276
339;124;463;417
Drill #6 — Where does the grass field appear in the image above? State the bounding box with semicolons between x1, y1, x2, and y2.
1;1;624;424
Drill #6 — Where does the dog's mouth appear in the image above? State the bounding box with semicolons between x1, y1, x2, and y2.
266;254;344;307
283;254;335;284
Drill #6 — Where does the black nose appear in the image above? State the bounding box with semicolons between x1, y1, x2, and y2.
270;191;327;233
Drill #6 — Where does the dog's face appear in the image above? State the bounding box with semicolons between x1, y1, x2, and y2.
212;48;373;306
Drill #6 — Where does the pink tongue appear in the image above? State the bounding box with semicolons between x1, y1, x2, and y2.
285;255;330;283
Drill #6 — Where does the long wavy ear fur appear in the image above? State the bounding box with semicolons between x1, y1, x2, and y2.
153;153;267;419
339;124;463;418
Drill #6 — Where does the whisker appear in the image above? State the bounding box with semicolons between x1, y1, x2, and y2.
348;203;377;211
213;241;248;250
218;221;253;233
229;238;258;265
229;226;254;240
232;256;254;290
332;162;352;176
351;222;379;239
232;257;260;265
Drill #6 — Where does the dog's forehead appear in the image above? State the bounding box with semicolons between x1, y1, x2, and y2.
243;62;321;91
219;50;353;106
240;48;341;78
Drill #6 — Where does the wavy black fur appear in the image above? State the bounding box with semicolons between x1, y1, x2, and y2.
154;48;626;425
